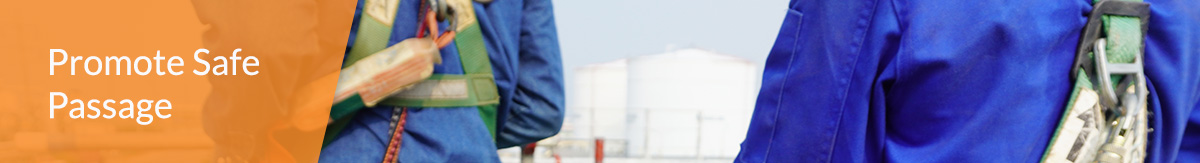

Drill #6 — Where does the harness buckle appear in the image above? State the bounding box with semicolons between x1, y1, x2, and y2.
1073;0;1150;109
1070;1;1151;162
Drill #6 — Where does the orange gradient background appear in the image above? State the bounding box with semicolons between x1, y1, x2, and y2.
0;0;355;162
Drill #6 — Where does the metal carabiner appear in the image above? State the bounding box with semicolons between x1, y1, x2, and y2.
1092;38;1151;163
1090;39;1146;111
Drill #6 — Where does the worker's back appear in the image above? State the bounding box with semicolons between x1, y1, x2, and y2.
737;0;1200;162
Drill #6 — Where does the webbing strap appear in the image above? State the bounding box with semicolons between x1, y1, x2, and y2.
445;0;499;138
1099;1;1142;65
379;73;500;107
345;0;401;67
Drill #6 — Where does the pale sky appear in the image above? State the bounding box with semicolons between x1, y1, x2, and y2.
553;0;791;75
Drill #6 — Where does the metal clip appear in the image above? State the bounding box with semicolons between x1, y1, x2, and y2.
429;0;454;22
1069;1;1152;162
1089;39;1147;113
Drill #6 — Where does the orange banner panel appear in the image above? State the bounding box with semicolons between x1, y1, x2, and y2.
0;0;355;162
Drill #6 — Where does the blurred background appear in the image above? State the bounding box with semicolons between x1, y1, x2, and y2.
498;0;789;162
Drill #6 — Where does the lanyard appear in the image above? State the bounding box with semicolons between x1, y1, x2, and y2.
381;1;451;163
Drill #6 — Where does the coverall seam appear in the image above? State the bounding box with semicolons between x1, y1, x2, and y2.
825;0;881;162
762;8;804;163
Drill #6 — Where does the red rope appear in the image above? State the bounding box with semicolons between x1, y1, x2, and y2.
415;0;429;38
382;1;459;162
381;107;408;163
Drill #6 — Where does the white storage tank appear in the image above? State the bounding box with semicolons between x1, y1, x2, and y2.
567;59;630;140
625;48;759;158
563;48;759;159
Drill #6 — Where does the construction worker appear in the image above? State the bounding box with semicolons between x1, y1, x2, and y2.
737;0;1199;162
319;0;564;162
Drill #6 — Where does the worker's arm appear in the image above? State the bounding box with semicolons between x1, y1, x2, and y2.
494;0;566;149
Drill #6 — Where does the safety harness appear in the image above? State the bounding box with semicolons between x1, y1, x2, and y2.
1043;0;1151;162
324;0;500;162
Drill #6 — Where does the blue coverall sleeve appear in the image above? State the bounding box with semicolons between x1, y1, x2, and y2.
494;0;566;148
737;0;901;162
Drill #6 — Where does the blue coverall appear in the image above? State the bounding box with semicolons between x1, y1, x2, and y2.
319;0;564;162
737;0;1200;162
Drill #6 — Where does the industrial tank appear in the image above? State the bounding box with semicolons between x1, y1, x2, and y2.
624;48;759;158
564;48;759;159
568;59;630;141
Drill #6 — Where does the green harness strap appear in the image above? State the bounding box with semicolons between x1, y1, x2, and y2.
344;0;399;66
1098;3;1142;66
324;0;500;147
1043;0;1146;162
